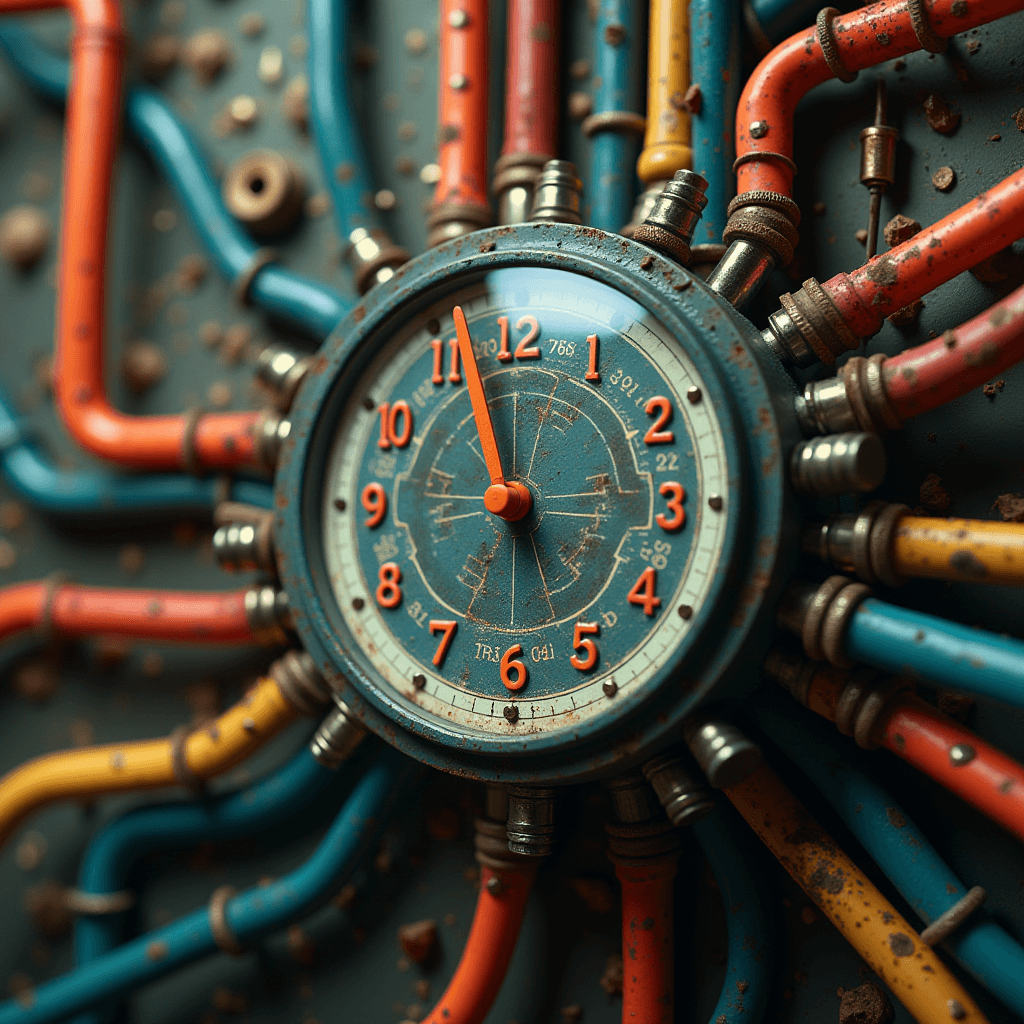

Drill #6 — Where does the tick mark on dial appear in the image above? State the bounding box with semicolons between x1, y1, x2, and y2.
707;494;723;511
352;597;365;610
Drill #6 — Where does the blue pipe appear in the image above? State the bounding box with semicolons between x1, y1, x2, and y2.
308;0;381;240
0;388;272;516
846;597;1024;710
692;808;773;1024
0;25;351;340
748;0;820;41
0;751;412;1024
70;746;340;1024
689;0;739;243
587;0;644;232
747;688;1024;1019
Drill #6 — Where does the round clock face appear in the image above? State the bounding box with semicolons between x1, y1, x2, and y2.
318;266;732;738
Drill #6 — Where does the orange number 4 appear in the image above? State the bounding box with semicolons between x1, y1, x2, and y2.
627;567;661;616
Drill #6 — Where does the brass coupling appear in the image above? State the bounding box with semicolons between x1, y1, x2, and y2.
425;200;492;248
722;190;801;267
776;576;873;669
795;353;903;436
492;151;550;225
762;277;859;368
345;227;410;294
270;648;333;715
801;500;910;587
764;645;914;751
309;699;366;766
213;501;276;575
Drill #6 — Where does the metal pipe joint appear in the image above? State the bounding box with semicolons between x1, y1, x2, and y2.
790;432;886;497
633;169;709;265
761;276;859;368
255;343;313;412
244;584;292;645
213;502;276;575
309;698;366;766
529;160;584;224
801;501;909;586
506;785;557;857
345;227;410;293
795;354;903;436
683;717;762;789
777;576;873;669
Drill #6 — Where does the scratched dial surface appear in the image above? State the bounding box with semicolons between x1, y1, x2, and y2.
320;267;731;736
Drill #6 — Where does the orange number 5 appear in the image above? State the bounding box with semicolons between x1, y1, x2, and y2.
570;622;599;672
429;620;457;667
500;644;528;691
376;562;402;609
655;482;686;531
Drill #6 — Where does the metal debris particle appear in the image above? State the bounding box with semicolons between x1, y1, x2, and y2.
923;93;960;134
404;28;429;54
599;953;623;995
883;214;920;246
119;543;146;576
838;982;893;1024
888;299;923;326
290;34;308;57
568;92;593;120
15;831;47;871
258;45;284;85
306;192;331;217
239;11;265;37
228;95;259;129
207;381;233;408
994;493;1024;522
398;121;417;141
397;919;438;964
199;320;224;347
375;189;397;211
12;659;58;703
855;228;868;244
919;472;951;512
931;166;955;191
121;341;168;394
282;75;310;132
0;206;51;270
0;501;25;531
570;58;591;80
183;30;233;84
140;34;180;83
419;163;442;185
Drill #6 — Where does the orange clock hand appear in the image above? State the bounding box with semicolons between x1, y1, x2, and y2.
453;305;532;522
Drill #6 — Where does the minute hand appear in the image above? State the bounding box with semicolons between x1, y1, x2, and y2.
453;305;532;522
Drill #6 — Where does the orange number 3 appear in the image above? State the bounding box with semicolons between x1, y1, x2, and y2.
655;481;686;531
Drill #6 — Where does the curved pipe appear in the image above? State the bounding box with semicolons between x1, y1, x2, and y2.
73;745;343;1016
585;0;643;232
885;280;1024;418
749;689;1024;1018
726;761;990;1024
493;0;558;224
0;675;298;852
637;0;692;186
0;388;273;517
617;858;676;1023
769;651;1024;856
689;0;739;242
0;24;349;341
0;582;258;645
421;863;536;1024
692;808;772;1024
734;0;1024;201
429;0;490;246
0;753;411;1024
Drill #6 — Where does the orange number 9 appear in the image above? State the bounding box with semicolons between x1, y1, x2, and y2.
500;644;528;691
570;622;599;672
361;482;388;528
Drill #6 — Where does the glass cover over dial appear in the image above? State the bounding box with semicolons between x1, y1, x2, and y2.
320;267;731;738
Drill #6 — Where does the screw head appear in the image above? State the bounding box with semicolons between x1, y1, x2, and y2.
602;680;618;697
677;604;693;620
362;396;375;410
412;674;426;690
448;72;469;90
503;704;519;722
750;120;770;139
351;597;365;610
686;386;702;404
708;494;724;511
448;8;469;27
949;743;976;767
333;498;346;511
485;874;505;895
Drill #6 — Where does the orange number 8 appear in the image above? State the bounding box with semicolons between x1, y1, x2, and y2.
376;562;402;609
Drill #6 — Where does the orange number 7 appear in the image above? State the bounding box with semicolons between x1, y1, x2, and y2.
429;620;458;667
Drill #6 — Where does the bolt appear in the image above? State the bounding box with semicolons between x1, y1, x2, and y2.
448;72;469;90
503;704;519;722
448;8;469;28
412;674;426;690
677;604;693;620
686;386;702;403
602;680;618;697
708;494;723;511
750;120;769;139
948;1000;966;1020
949;743;976;767
485;874;505;895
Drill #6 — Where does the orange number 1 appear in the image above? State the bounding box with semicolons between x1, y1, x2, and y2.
585;334;600;382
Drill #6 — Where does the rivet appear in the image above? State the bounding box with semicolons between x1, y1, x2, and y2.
949;743;975;767
375;189;397;211
448;9;469;28
708;494;724;511
686;386;702;404
448;72;469;90
948;999;967;1020
503;704;519;722
750;120;770;139
419;163;443;186
352;597;365;610
412;674;426;690
362;396;375;410
334;498;346;511
485;874;505;895
677;604;693;620
602;680;618;697
242;717;256;733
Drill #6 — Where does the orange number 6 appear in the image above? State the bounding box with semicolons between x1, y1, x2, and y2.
500;644;528;691
570;622;599;672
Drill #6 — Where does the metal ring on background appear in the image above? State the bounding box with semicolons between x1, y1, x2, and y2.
732;150;799;176
232;247;279;305
208;885;245;956
820;582;873;668
816;7;858;84
801;575;849;663
907;0;948;54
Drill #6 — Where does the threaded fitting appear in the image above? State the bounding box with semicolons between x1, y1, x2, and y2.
309;700;366;766
801;501;909;587
763;277;860;368
777;576;874;669
506;785;557;857
270;648;333;714
790;433;886;497
213;510;276;575
244;584;292;645
345;227;410;293
529;160;584;224
684;718;762;789
604;770;662;824
255;343;313;412
796;354;902;436
621;183;665;238
253;411;292;473
632;169;709;265
641;752;715;827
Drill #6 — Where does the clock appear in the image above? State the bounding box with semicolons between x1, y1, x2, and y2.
276;222;802;782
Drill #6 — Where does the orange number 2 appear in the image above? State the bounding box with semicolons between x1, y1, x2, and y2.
429;620;457;667
643;396;675;444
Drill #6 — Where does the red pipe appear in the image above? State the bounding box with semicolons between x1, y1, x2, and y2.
617;859;676;1024
735;0;1024;200
420;863;535;1024
0;582;256;644
882;693;1024;845
501;0;558;160
882;280;1024;419
0;0;262;472
822;167;1024;340
432;0;490;235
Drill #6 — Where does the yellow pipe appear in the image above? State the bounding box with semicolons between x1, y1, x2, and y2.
636;0;692;185
726;762;990;1024
894;515;1024;586
0;675;297;851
